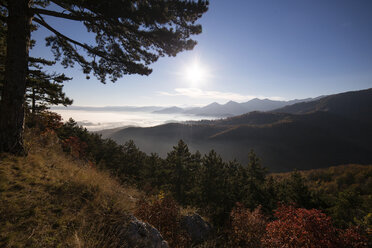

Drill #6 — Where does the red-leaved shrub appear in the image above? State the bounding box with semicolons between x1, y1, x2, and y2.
339;226;368;248
262;204;367;248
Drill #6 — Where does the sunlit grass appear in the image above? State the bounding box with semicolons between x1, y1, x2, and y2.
0;130;142;247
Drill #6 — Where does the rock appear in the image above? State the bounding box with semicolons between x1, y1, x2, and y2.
181;214;212;244
124;216;169;248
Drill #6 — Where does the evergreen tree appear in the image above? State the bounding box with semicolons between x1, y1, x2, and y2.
0;16;5;96
241;150;267;209
224;159;242;211
121;140;146;182
1;15;72;127
0;0;209;154
142;153;165;191
277;171;314;208
262;175;279;213
26;57;73;113
186;150;203;205
330;189;364;228
200;149;229;225
166;140;192;204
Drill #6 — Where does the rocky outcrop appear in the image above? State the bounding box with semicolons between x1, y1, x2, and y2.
181;214;212;244
124;216;169;248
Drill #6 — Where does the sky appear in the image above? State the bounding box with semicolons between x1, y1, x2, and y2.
30;0;372;107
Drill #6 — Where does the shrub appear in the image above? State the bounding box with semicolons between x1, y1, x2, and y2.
26;111;63;132
262;204;368;248
135;196;190;247
227;203;267;248
339;226;368;248
62;136;88;160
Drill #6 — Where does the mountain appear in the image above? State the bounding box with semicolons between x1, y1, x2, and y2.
273;88;372;122
183;101;248;116
57;96;323;118
52;105;164;112
155;97;321;117
153;106;185;114
101;88;372;172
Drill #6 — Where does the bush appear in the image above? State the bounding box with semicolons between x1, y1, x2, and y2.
339;226;369;248
135;196;190;247
62;136;88;160
26;111;63;132
227;203;267;248
262;204;368;248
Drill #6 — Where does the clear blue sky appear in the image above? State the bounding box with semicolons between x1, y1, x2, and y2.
31;0;372;107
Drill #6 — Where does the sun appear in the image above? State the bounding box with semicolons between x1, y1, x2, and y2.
185;60;207;85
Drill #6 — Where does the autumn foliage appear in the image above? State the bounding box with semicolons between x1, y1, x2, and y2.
26;111;63;132
61;136;88;160
135;196;190;248
227;203;267;248
338;226;369;248
262;204;368;248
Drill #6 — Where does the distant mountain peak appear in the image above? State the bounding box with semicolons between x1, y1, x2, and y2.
207;102;221;107
225;100;239;105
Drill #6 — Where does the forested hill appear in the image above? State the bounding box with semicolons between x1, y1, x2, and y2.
101;88;372;172
1;116;370;247
272;88;372;122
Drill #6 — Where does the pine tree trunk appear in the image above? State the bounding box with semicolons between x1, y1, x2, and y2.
0;0;31;154
31;87;35;114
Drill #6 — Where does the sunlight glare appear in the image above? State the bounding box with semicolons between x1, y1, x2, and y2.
185;60;207;85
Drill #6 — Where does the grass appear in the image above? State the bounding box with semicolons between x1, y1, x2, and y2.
0;130;142;247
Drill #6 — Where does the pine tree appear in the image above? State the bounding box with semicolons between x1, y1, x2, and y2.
0;17;72;121
0;15;5;96
200;149;229;225
121;140;146;182
26;57;73;113
0;0;209;154
142;153;165;190
166;140;192;204
241;150;267;209
277;171;314;208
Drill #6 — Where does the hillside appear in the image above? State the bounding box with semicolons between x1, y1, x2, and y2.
103;88;372;172
0;131;144;247
273;164;372;195
1;118;369;247
273;88;372;123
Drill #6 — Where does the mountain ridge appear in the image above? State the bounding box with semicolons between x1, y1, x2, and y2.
100;88;372;172
153;96;323;117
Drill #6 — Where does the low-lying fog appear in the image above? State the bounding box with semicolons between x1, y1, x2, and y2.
53;109;216;131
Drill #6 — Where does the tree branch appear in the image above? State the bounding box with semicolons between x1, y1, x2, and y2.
30;8;99;22
49;0;74;13
34;17;93;55
33;16;117;63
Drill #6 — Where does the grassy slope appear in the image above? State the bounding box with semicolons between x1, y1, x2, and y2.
0;132;141;247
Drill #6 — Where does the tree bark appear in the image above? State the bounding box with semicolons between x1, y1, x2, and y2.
31;86;35;114
0;0;31;154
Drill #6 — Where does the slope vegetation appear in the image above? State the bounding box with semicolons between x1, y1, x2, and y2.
0;131;141;247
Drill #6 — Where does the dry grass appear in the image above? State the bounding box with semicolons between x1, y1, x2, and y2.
0;130;142;247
